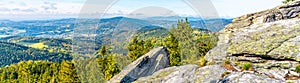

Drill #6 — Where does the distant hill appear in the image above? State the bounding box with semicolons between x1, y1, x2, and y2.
136;25;169;38
0;16;231;39
145;16;232;31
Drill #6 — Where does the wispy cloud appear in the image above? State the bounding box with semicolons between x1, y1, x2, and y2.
12;8;38;12
42;2;58;11
0;0;83;20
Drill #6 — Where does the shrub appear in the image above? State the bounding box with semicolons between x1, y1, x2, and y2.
241;62;252;70
224;60;231;65
221;72;231;77
295;64;300;73
283;0;295;4
198;56;207;67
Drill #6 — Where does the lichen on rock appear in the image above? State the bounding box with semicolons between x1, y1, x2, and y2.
204;1;300;82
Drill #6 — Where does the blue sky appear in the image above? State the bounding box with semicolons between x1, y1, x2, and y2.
0;0;283;21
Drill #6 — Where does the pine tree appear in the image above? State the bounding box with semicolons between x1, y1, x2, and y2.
97;46;120;80
165;33;181;66
128;37;145;61
103;55;120;80
144;39;153;54
58;60;80;82
170;18;199;64
98;46;107;72
99;46;107;57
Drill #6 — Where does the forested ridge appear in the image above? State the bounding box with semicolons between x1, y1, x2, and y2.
8;37;72;53
0;60;80;82
0;41;72;67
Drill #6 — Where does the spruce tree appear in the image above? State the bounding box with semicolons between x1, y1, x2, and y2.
97;46;120;80
99;46;107;57
127;37;148;61
170;18;199;64
58;60;80;82
103;55;120;80
165;32;181;66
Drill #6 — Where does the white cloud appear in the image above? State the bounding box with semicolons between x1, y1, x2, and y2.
0;0;84;20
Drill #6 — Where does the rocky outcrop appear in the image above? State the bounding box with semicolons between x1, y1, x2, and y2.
109;47;170;83
205;1;300;63
204;0;300;82
221;72;284;83
133;65;284;83
134;65;227;83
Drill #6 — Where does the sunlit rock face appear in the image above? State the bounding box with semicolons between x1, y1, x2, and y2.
206;1;300;63
109;47;170;83
204;1;300;82
134;65;227;83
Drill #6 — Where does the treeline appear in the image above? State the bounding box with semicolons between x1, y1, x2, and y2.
0;41;72;67
0;60;80;82
127;18;218;66
0;46;124;82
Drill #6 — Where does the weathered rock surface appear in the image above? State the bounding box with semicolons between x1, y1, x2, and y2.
134;65;226;83
221;72;284;83
204;0;300;82
109;47;170;83
134;65;284;83
205;1;300;63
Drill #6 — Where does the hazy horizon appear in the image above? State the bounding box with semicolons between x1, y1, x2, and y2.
0;0;283;21
0;16;234;22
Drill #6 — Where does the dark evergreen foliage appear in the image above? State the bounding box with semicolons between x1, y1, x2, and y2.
0;41;72;67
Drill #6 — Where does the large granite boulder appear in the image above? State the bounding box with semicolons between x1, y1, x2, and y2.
109;47;170;83
204;1;300;82
205;0;300;63
133;64;285;83
134;65;227;83
221;72;284;83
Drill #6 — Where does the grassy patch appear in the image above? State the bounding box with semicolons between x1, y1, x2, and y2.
198;56;207;67
224;60;231;65
295;64;300;73
241;62;252;71
29;42;48;49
